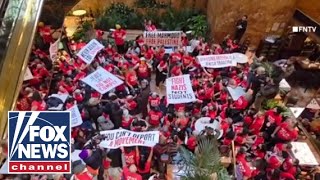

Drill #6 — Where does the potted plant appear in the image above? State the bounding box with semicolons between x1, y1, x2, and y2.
178;136;230;180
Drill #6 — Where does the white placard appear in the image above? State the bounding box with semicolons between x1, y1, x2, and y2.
49;94;69;103
306;98;320;110
289;107;305;118
194;117;223;139
166;74;196;104
227;86;246;100
99;129;159;149
164;47;174;54
232;53;248;64
67;105;83;127
23;67;34;81
197;54;237;68
279;79;291;91
49;38;60;61
0;159;8;174
81;67;124;94
72;150;85;164
291;142;319;166
144;31;182;47
77;39;104;64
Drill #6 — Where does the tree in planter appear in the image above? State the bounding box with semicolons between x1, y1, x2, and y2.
187;15;209;38
159;8;197;31
178;136;230;180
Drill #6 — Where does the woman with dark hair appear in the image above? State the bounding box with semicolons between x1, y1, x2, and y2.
136;146;154;179
31;91;47;111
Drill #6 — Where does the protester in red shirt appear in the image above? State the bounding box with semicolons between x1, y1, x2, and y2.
122;164;142;180
187;132;197;152
236;148;252;178
147;108;163;127
265;108;283;126
134;58;152;80
31;91;47;111
95;29;104;41
125;95;138;115
249;112;265;135
144;19;156;31
121;146;137;167
112;24;126;54
125;69;139;89
122;110;134;129
148;92;160;108
271;119;298;142
136;147;153;178
171;64;183;76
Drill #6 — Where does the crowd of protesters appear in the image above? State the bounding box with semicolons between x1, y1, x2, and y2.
1;16;305;180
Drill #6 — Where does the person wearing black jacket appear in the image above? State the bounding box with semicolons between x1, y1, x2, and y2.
235;15;248;42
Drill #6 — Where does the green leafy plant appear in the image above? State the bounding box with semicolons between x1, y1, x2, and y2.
178;136;230;180
135;0;168;8
73;21;93;41
187;15;208;38
95;3;142;30
159;8;198;31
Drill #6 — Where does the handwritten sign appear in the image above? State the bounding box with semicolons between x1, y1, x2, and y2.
81;67;123;94
67;105;83;127
166;74;196;104
23;67;34;81
77;39;104;64
144;31;182;47
291;142;319;166
197;54;237;68
99;129;159;149
306;98;320;110
227;86;246;100
49;38;60;61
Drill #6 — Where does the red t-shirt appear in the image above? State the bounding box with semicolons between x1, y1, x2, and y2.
137;63;149;78
127;100;137;111
249;116;265;134
137;160;151;174
244;116;253;126
236;154;252;177
233;96;248;110
267;155;282;169
280;172;296;180
124;150;136;166
273;143;285;154
122;117;134;129
182;56;193;67
148;110;162;126
266;110;282;126
31;100;47;111
187;136;197;150
123;167;142;180
171;66;182;76
113;29;126;45
149;96;160;107
74;94;84;103
170;52;182;64
277;123;298;141
126;72;138;86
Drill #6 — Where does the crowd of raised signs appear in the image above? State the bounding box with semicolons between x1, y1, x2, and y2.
4;20;304;180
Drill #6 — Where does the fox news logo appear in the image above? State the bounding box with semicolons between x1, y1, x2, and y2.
8;111;71;174
292;26;317;33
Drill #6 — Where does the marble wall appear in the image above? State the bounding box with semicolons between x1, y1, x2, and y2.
207;0;298;46
296;0;320;23
71;0;207;15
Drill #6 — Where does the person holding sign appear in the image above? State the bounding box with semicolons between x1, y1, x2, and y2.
111;24;127;54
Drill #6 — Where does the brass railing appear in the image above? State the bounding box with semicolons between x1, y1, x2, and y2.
0;0;44;140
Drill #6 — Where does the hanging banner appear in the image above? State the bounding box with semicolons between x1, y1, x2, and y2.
77;39;104;64
81;67;124;94
166;74;196;104
289;107;305;118
306;98;320;110
67;105;83;127
144;31;182;47
49;38;60;61
99;129;159;149
23;67;34;81
197;54;237;68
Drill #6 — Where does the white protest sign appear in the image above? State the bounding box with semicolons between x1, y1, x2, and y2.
289;107;305;118
99;129;159;149
166;74;196;104
0;159;8;174
197;54;237;68
77;39;104;64
49;38;60;61
291;142;319;166
306;98;320;110
23;67;34;81
232;53;248;64
81;67;124;94
279;79;291;91
144;31;182;47
227;86;246;100
67;105;83;127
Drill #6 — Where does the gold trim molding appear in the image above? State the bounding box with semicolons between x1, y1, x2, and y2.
0;0;44;139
